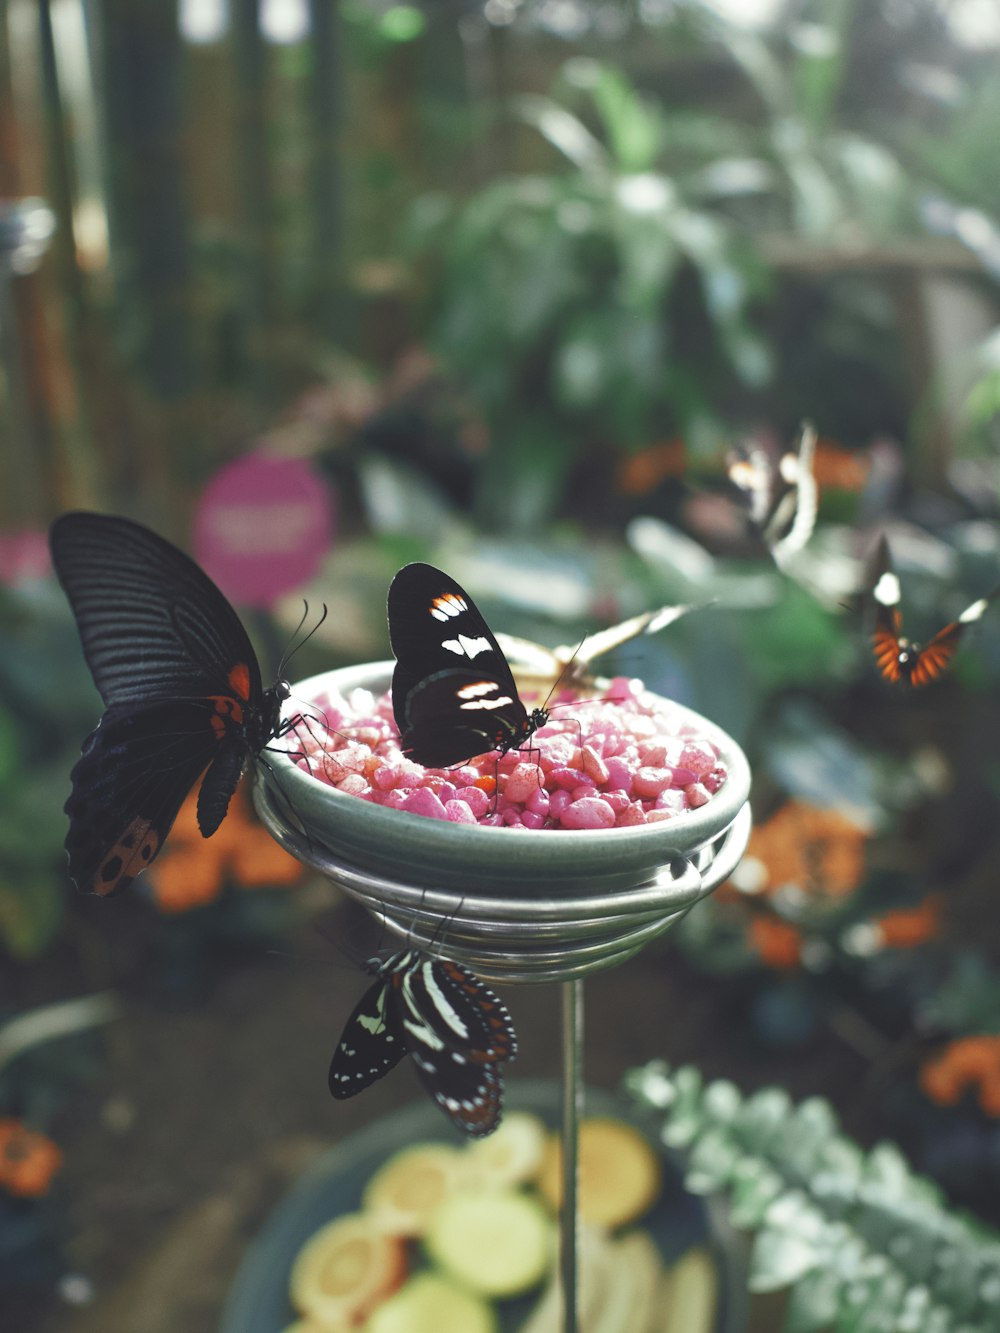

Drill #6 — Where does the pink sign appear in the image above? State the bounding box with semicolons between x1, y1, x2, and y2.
194;453;334;608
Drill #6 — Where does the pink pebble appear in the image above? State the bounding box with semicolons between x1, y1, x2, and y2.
679;743;716;778
505;762;545;803
551;766;592;790
606;675;642;701
502;808;523;826
520;810;546;829
703;765;727;794
444;799;477;824
336;774;369;796
646;808;675;823
581;745;610;784
602;789;630;814
549;790;571;818
632;767;674;799
456;786;490;818
684;782;711;809
372;765;401;791
401;788;449;820
669;767;698;788
616;802;647;827
383;789;409;810
526;787;550;818
604;757;633;794
655;789;687;814
560;797;616;830
638;742;667;767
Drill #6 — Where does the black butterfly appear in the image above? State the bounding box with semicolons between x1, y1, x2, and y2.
870;535;1000;688
387;562;549;767
328;950;517;1137
50;511;294;896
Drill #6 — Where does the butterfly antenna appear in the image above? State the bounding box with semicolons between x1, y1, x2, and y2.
277;601;330;679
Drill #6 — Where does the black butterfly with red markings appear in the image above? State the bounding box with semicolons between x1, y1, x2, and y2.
50;512;295;896
328;950;517;1137
870;535;1000;687
387;562;548;767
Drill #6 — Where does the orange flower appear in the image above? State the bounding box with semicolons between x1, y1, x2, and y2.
873;895;943;949
0;1120;62;1198
920;1036;1000;1116
149;777;304;913
617;439;686;495
749;916;804;969
734;801;868;903
812;441;871;493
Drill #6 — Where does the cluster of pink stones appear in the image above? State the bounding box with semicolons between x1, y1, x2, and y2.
295;677;727;830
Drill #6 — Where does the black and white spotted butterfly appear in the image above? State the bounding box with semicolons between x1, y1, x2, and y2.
328;950;517;1137
387;562;550;767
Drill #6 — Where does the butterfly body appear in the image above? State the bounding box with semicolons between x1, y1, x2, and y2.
870;536;1000;687
329;950;517;1137
388;562;548;767
51;512;290;896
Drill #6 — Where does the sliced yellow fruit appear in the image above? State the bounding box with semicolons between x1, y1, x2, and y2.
536;1117;662;1229
364;1271;498;1333
424;1187;554;1298
362;1143;468;1237
519;1225;614;1333
659;1246;717;1333
465;1110;546;1188
281;1320;350;1332
289;1212;406;1325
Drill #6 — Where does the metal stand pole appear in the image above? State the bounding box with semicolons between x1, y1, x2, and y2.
561;977;584;1333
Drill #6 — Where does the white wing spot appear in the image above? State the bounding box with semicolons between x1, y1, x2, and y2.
960;598;988;624
430;593;467;621
873;571;900;607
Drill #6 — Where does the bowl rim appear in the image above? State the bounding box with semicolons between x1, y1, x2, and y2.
262;661;751;859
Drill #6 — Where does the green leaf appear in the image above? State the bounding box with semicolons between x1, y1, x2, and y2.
686;1126;742;1193
512;94;608;175
729;1158;786;1230
0;874;65;961
783;1265;842;1332
751;1224;823;1292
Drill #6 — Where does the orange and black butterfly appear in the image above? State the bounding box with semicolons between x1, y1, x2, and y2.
50;512;295;896
870;534;1000;687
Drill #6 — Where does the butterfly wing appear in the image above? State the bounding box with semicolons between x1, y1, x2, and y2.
400;669;529;767
907;583;1000;687
403;957;517;1065
408;1050;505;1138
727;424;817;568
64;701;224;895
393;956;509;1137
328;964;407;1100
387;564;530;765
50;512;263;707
869;535;907;684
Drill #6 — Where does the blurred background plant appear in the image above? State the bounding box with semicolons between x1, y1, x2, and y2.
3;0;1000;1326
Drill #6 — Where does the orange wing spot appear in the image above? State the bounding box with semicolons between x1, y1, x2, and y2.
911;639;958;688
227;662;252;701
208;694;246;737
94;817;161;896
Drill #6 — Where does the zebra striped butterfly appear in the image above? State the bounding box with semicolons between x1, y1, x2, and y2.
328;950;517;1137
